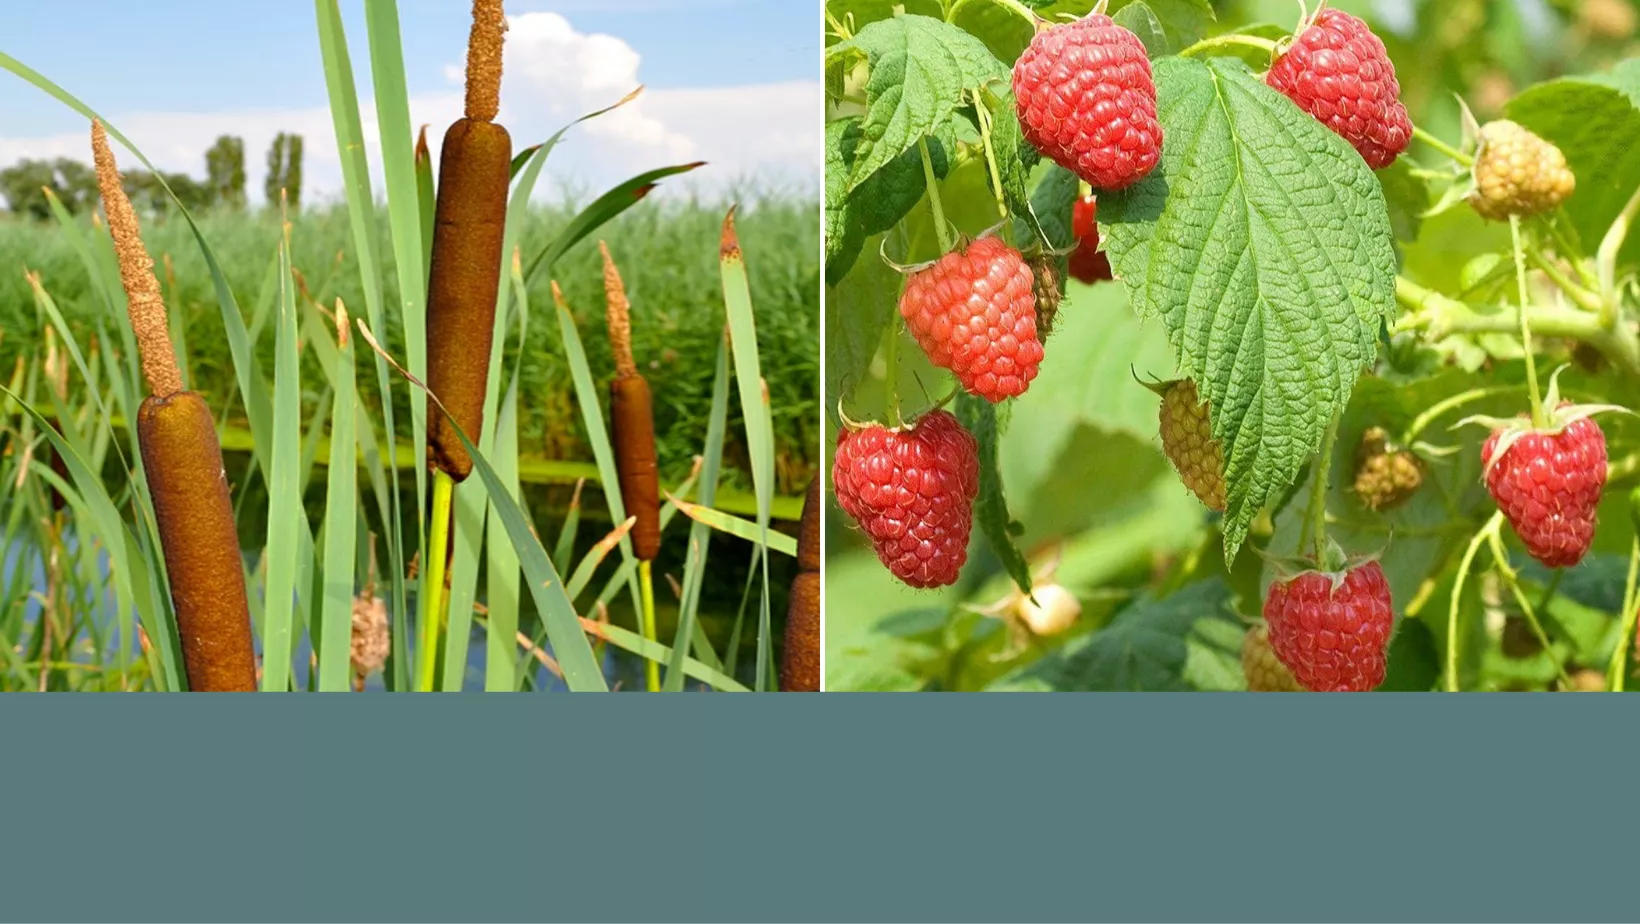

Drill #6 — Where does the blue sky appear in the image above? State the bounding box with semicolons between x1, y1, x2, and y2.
0;0;819;202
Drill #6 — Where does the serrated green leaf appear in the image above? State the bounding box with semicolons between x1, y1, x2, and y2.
957;394;1033;595
826;117;954;284
1030;0;1213;50
982;88;1039;234
1507;59;1640;269
830;14;1008;192
826;233;902;420
1112;1;1170;56
949;0;1039;65
1376;158;1431;243
989;579;1242;690
1099;56;1396;561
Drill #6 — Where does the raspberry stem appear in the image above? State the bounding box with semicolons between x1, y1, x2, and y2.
1608;535;1640;690
1403;385;1517;445
1447;511;1503;692
1510;215;1547;429
1596;180;1640;324
1177;33;1278;59
1305;412;1340;560
884;314;902;428
973;98;1009;222
919;137;955;254
1410;124;1472;167
1486;525;1574;690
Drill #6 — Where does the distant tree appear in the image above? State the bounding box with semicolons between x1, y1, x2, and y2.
265;132;304;211
0;157;99;219
205;135;246;209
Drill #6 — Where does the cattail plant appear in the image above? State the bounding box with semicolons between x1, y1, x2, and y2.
780;476;821;691
92;120;258;692
601;241;663;692
419;0;511;691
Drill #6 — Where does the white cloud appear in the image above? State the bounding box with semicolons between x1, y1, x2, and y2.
0;12;817;206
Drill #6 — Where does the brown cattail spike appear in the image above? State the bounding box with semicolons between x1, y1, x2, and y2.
601;241;637;379
92;120;182;398
600;244;662;560
464;0;506;123
138;392;259;691
781;476;822;692
424;6;512;481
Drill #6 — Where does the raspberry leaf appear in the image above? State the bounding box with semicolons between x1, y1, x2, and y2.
1030;0;1214;52
979;87;1044;242
828;14;1008;193
825;117;955;284
948;0;1038;65
988;579;1243;691
957;394;1034;596
1507;59;1640;267
1099;56;1397;560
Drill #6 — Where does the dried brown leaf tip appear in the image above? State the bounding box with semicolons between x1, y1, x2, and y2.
464;0;506;123
719;205;742;261
91;120;182;398
601;241;637;379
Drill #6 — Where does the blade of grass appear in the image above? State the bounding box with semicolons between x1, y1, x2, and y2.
261;235;303;692
719;210;776;691
356;320;608;691
317;310;358;692
666;494;797;557
524;161;705;282
314;0;410;691
665;334;731;691
361;0;431;681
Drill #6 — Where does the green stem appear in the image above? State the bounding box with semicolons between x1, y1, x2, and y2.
1525;245;1602;313
1609;537;1640;691
1403;386;1518;444
920;137;955;254
1511;216;1546;427
884;315;902;428
1307;413;1340;561
1177;33;1278;59
973;100;1008;222
1412;125;1472;167
1596;180;1640;322
1448;512;1502;692
416;470;455;693
1488;527;1572;691
1536;211;1600;289
1395;276;1640;375
639;559;659;693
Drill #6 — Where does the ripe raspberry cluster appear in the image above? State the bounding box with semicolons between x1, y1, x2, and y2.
832;410;981;588
1263;561;1394;692
1264;8;1411;169
1012;14;1162;191
899;237;1045;403
1482;413;1608;569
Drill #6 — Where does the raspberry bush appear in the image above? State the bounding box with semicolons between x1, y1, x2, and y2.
825;0;1640;692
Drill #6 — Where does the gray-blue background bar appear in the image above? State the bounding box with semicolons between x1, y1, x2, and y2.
0;695;1635;922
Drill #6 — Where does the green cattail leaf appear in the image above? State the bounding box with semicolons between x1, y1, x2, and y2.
665;334;732;690
317;321;358;692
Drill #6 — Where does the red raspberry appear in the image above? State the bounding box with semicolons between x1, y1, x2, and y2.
1069;194;1113;284
1482;414;1607;569
832;410;980;588
1012;15;1161;191
1264;8;1411;169
1263;561;1394;692
899;237;1044;403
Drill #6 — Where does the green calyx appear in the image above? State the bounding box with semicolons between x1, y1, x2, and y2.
1454;366;1632;473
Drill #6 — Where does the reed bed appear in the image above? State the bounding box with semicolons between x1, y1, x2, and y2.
0;0;813;693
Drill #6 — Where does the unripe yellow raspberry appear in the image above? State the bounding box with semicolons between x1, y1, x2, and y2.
1242;624;1303;692
1352;427;1424;511
1468;119;1575;221
1158;379;1226;511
